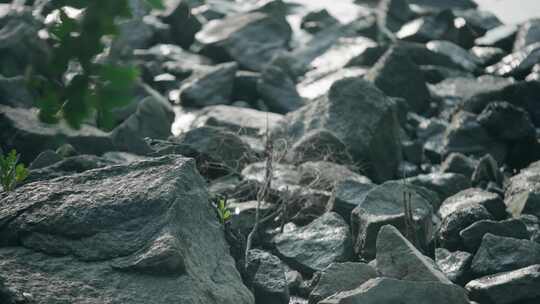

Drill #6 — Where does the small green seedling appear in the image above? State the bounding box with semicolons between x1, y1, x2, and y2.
215;196;232;225
0;149;30;192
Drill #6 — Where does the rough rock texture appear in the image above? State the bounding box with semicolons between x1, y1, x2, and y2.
273;212;352;274
466;264;540;304
504;160;540;218
405;172;471;204
258;65;303;114
319;278;470;304
277;77;402;182
351;181;434;259
0;105;114;164
471;234;540;277
376;225;451;284
308;262;377;304
246;249;289;304
0;156;254;304
195;12;291;72
438;204;494;250
460;219;530;252
435;248;473;285
438;188;507;220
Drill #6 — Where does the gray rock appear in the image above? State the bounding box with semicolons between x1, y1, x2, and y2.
308;262;377;304
298;161;372;191
439;204;494;250
319;277;470;304
518;214;540;243
159;0;201;48
285;129;353;165
179;62;238;107
443;111;506;163
471;234;540;277
111;96;175;155
504;160;540;218
406;0;477;11
514;18;540;52
277;77;402;182
426;40;481;72
470;46;505;67
377;0;414;33
365;47;430;113
455;9;502;36
475;25;518;51
440;153;477;178
351;181;433;259
466;264;540;304
377;225;451;284
435;248;472;285
191;105;284;137
258;65;303;114
460;219;530;252
486;42;540;77
405;172;471;204
0;75;35;109
246;249;289;304
471;154;504;188
273;212;352;274
478;101;536;141
195;12;291;72
300;9;339;34
0;105;114;164
329;180;376;222
438;188;507;221
28;150;62;170
0;156;254;304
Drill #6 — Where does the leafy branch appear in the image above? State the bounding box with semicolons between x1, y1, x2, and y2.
0;150;29;192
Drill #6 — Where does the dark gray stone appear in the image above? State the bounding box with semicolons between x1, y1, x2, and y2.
471;234;540;277
300;9;339;34
475;25;517;51
285;129;353;165
258;65;303;114
273;212;352;274
179;62;238;107
28;150;62;170
329;180;376;222
505;160;540;218
435;248;472;285
308;262;377;304
0;105;114;164
514;18;540;52
405;172;471;204
351;181;433;259
195;12;291;72
471;154;504;188
486;42;540;77
0;75;35;109
246;249;289;304
440;153;477;178
426;40;481;72
298;161;372;191
466;264;540;304
377;225;451;284
478;101;536;141
319;277;469;304
276;77;401;182
377;0;414;33
460;219;530;252
0;156;254;304
470;46;505;67
365;47;430;113
439;188;507;221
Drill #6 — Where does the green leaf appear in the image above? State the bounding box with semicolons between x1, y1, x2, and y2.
15;164;29;183
223;210;231;221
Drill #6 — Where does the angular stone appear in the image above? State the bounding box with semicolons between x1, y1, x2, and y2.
471;154;504;188
475;25;517;51
405;172;471;204
478;101;536;141
365;47;430;113
514;18;540;52
435;248;473;285
470;46;505;66
486;42;540;77
246;249;289;304
277;77;401;182
0;156;254;304
438;188;507;221
285;129;353;165
351;181;433;259
329;180;376;222
460;219;530;252
377;225;451;284
466;265;540;304
505;160;540;218
440;153;477;178
439;204;494;250
273;212;352;274
471;234;540;277
308;262;377;304
426;40;481;72
178;62;238;107
195;12;291;72
0;105;114;164
257;65;303;114
298;161;372;191
319;278;470;304
377;0;414;33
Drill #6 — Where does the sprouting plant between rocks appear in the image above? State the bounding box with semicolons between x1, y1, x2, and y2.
0;149;29;192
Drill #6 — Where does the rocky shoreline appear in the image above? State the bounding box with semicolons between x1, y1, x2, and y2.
1;0;540;303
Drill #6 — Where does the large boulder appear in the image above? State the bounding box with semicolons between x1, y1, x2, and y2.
0;156;254;304
246;249;289;304
276;77;402;182
351;181;434;259
195;11;291;72
273;212;352;274
376;225;451;284
0;105;114;164
319;277;470;304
